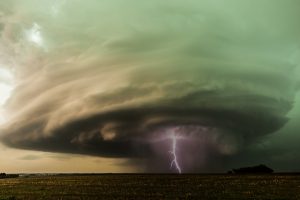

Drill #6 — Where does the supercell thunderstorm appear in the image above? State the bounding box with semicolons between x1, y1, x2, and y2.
0;0;300;172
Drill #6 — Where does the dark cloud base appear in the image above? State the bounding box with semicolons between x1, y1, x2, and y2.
2;94;290;160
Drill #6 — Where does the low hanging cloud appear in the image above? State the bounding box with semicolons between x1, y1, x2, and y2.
0;0;300;172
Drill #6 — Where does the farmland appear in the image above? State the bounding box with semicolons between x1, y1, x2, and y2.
0;174;299;199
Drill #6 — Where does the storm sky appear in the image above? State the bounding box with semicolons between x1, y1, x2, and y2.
0;0;300;173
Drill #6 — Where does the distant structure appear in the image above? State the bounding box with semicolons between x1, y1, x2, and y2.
229;164;274;174
0;173;7;179
0;173;19;179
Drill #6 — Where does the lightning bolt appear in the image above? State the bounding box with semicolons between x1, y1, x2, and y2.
169;132;182;174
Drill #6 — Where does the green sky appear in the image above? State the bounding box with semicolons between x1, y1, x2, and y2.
0;0;299;173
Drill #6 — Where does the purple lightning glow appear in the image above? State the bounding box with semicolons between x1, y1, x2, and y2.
146;125;237;173
169;132;182;174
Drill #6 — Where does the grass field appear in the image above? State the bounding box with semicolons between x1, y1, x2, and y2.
0;174;299;199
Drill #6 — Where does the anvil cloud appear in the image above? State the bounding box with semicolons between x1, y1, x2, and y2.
0;0;300;172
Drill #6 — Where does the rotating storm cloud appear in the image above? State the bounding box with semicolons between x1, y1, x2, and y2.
0;0;300;172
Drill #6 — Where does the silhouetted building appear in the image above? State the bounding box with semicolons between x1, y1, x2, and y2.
230;164;274;174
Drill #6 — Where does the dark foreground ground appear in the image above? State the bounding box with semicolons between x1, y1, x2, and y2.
0;174;299;200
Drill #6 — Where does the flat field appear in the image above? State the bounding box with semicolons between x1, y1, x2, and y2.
0;174;299;199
